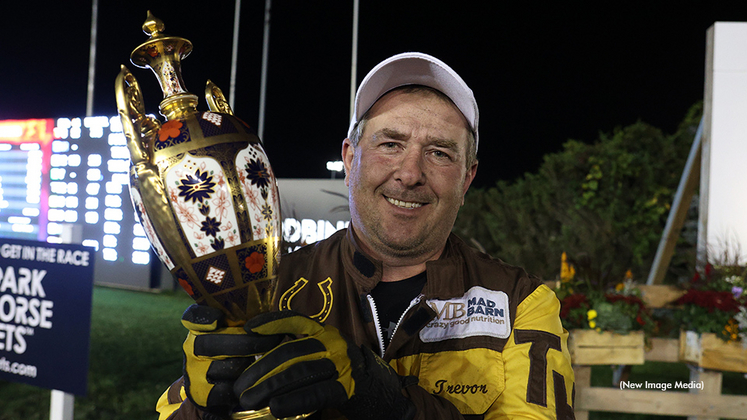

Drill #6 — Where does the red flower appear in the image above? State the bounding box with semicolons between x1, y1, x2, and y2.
245;252;265;274
675;290;740;313
158;120;183;142
560;294;588;319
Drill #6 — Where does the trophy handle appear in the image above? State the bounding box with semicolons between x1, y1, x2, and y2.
205;79;234;115
115;65;161;165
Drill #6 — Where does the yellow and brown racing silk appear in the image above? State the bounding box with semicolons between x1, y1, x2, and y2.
274;228;575;420
155;228;575;420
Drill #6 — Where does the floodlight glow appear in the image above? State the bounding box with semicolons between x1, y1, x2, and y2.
132;251;150;265
326;161;344;172
85;211;99;224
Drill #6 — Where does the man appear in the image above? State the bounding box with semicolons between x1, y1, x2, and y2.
158;52;575;420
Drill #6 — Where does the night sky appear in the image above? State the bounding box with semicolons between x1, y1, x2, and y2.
2;1;747;188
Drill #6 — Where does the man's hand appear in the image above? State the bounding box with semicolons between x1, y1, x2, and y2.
234;311;417;420
181;304;283;416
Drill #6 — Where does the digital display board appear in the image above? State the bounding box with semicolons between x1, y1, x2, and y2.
0;119;53;241
1;117;156;290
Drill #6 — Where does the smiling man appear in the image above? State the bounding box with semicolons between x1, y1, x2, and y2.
162;53;575;420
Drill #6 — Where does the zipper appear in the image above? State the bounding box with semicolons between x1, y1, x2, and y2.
367;293;424;358
366;294;386;357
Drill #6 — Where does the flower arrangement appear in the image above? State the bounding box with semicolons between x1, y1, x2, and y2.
674;263;746;343
555;252;656;335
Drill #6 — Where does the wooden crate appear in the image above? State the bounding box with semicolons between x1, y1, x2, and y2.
569;329;645;365
679;330;747;373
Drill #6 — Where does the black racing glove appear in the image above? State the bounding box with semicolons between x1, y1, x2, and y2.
180;304;284;417
233;310;417;420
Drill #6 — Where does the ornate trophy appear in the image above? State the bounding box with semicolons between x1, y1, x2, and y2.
115;13;303;420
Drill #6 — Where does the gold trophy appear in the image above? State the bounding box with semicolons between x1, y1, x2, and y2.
115;12;305;420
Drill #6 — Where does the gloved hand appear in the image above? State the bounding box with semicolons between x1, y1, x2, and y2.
233;310;417;420
181;304;284;417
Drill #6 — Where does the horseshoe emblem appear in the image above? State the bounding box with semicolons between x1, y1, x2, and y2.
278;277;334;322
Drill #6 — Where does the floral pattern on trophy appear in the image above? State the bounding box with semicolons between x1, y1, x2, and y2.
155;118;190;149
236;143;281;241
166;156;241;258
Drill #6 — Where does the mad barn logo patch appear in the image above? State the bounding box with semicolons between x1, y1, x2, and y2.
420;286;510;342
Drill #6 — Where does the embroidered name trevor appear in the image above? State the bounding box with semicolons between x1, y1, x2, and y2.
420;286;510;342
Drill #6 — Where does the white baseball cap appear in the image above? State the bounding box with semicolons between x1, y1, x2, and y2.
347;52;479;151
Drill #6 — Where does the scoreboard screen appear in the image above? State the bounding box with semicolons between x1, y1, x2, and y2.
1;117;159;289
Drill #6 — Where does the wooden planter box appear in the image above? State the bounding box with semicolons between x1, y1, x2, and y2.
678;330;747;373
569;329;645;365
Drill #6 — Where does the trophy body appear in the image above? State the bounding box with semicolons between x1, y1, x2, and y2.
115;13;280;323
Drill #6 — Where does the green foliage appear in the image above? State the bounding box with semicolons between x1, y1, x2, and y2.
676;304;734;336
455;103;702;283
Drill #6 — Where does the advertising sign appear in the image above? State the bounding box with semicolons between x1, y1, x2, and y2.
0;238;94;395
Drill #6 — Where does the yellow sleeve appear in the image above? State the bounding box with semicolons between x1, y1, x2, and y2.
155;378;194;420
488;284;575;419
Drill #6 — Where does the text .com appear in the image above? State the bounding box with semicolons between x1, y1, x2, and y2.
0;356;37;378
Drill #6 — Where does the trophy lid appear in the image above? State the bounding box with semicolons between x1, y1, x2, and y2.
129;11;198;120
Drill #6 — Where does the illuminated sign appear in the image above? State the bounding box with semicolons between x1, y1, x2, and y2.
0;119;54;241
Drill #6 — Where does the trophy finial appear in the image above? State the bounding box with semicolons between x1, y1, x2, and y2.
130;12;198;120
142;11;165;38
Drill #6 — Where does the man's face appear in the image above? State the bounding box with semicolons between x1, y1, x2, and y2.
342;89;478;262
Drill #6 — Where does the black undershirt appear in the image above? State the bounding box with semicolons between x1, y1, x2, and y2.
369;272;427;350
